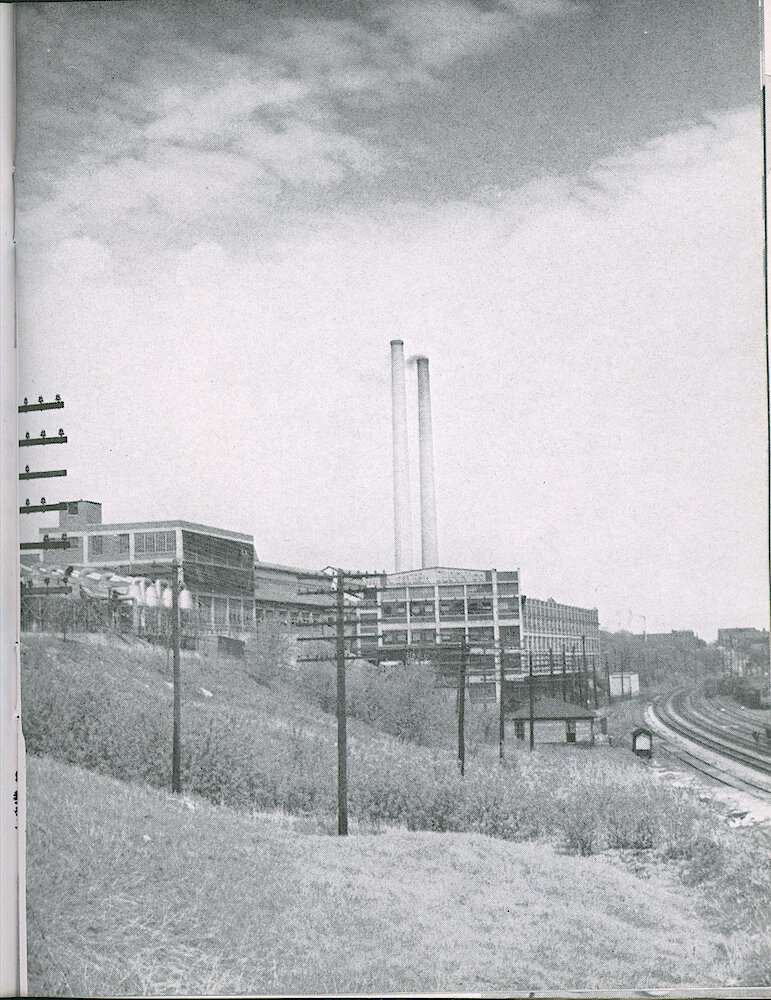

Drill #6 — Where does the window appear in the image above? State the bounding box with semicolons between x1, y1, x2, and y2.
566;720;576;744
135;531;176;555
467;598;493;617
381;601;407;620
118;534;129;555
382;630;407;646
89;535;103;557
514;720;525;740
499;625;520;646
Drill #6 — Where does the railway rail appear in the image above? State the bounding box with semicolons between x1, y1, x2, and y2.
650;688;771;799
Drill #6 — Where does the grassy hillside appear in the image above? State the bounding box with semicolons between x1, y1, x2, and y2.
21;632;771;993
27;753;734;997
21;634;725;851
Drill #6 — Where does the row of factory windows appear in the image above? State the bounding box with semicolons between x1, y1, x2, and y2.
54;530;254;568
525;634;601;653
523;602;598;628
190;595;319;630
380;597;520;621
65;531;176;559
379;625;520;647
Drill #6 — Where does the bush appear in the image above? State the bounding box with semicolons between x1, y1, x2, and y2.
243;620;295;686
20;636;731;865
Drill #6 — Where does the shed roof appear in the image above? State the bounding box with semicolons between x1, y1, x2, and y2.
509;697;596;720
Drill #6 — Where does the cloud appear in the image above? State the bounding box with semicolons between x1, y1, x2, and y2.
16;0;575;258
377;0;571;70
17;105;766;636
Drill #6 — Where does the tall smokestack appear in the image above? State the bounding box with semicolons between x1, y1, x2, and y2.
416;355;439;568
390;340;413;572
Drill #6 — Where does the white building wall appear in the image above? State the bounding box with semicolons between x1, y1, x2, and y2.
575;719;593;742
534;720;566;744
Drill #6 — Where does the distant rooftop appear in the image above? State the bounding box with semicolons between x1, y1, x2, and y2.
509;697;596;720
42;518;254;544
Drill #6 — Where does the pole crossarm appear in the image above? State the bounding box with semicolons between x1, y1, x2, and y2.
18;435;67;447
18;399;64;413
19;502;68;514
18;469;67;481
19;539;70;551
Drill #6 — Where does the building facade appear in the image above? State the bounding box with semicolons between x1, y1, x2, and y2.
521;596;600;669
35;500;332;633
312;566;602;699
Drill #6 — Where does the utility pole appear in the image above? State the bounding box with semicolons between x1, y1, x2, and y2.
458;638;467;775
171;559;181;794
498;644;505;760
561;647;567;702
528;651;535;750
581;635;588;707
336;571;348;834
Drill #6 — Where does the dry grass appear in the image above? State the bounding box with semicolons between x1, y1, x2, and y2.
27;753;736;997
22;633;771;993
21;635;715;856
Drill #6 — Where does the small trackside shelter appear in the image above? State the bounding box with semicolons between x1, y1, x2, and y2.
507;696;596;746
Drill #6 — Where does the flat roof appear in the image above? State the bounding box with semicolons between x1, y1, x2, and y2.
255;560;329;579
509;697;596;720
41;519;254;544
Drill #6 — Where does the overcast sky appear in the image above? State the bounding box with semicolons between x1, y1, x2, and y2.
15;0;768;639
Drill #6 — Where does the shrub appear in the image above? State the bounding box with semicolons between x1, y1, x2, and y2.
243;621;295;686
20;636;732;867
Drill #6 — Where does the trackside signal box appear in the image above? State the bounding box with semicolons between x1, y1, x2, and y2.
632;727;653;759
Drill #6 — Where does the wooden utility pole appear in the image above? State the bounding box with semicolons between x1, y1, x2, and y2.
171;559;182;794
458;638;467;775
581;635;588;707
528;651;535;750
561;647;567;702
498;645;505;761
336;571;348;834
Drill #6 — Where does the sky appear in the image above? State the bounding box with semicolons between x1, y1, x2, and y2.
14;0;769;640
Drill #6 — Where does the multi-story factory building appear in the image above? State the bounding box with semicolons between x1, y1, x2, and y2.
39;500;256;630
35;500;332;631
348;566;522;679
325;566;600;697
521;596;600;664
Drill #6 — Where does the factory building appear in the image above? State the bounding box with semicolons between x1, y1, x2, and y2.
521;596;600;662
332;566;599;700
347;566;522;680
35;500;331;631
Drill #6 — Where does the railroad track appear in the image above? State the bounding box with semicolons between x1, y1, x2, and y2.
650;688;771;798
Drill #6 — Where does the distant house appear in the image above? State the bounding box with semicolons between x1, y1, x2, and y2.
506;697;596;746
